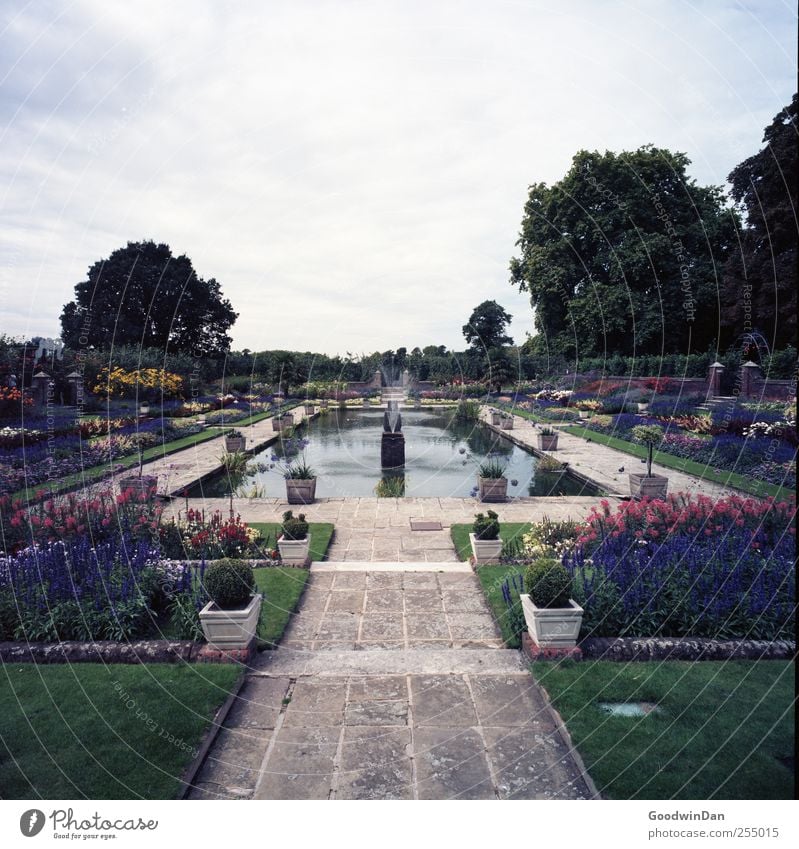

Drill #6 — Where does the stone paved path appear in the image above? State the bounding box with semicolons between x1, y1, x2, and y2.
187;566;597;801
482;410;743;499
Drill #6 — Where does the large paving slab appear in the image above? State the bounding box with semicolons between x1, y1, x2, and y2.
188;567;598;801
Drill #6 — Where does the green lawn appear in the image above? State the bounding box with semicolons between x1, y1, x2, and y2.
534;659;795;800
450;522;533;561
563;425;792;500
0;663;240;799
249;522;334;562
474;564;525;648
253;567;310;646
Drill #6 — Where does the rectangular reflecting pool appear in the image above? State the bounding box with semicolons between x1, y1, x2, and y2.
187;408;604;498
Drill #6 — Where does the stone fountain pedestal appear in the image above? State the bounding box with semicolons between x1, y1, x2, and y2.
381;432;405;469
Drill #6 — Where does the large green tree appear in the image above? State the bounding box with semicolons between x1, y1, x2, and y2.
509;146;737;359
60;241;238;355
721;94;797;350
462;300;513;352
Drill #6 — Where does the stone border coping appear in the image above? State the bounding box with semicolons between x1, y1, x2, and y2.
0;640;199;664
579;637;796;661
311;561;471;572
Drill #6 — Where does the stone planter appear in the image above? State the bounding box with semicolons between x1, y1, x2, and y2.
304;403;315;415
520;594;584;648
225;436;246;452
199;594;262;650
278;535;311;566
537;434;559;451
469;532;503;565
285;477;317;504
272;416;285;432
491;412;502;426
478;476;508;502
118;475;158;498
500;416;513;430
637;402;650;413
320;400;329;409
628;473;669;500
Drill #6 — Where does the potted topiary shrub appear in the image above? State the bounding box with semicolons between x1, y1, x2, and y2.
469;510;502;564
277;510;310;566
537;426;559;451
628;424;668;499
198;559;262;650
520;558;583;648
477;457;508;502
225;429;246;452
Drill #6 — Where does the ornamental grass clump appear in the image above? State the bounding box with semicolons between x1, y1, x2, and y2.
203;559;255;609
281;510;309;540
472;510;500;540
524;558;572;608
477;457;508;479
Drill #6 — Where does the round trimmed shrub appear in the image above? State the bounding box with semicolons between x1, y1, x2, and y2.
281;511;309;540
203;559;255;609
472;510;500;540
524;558;572;608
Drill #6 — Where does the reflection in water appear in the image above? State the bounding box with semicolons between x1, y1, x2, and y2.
188;409;601;498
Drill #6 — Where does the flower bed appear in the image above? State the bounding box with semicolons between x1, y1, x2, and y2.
495;495;795;643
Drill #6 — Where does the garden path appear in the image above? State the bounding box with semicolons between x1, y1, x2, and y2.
479;410;743;500
187;564;598;801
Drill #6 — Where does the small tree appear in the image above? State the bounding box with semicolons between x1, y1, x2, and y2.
631;424;664;477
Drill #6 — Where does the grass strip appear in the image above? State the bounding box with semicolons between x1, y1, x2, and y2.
533;659;795;800
248;522;334;563
450;522;533;561
0;663;239;799
474;564;525;649
12;427;233;503
563;425;791;500
252;566;310;646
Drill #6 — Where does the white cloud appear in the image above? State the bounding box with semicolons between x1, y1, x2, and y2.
0;0;794;353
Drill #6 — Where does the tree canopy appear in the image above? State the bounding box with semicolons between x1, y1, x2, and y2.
509;146;738;359
720;93;798;350
60;241;238;356
463;300;513;352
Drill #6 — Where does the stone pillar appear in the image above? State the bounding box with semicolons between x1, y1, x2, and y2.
381;432;405;469
402;369;410;387
740;361;761;397
707;361;724;397
373;370;382;389
32;371;51;406
66;370;84;406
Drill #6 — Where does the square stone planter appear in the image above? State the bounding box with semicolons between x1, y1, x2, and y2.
491;412;502;425
537;434;559;451
225;436;246;452
469;532;502;565
272;416;285;432
304;403;315;415
628;473;669;500
285;477;317;504
478;476;508;502
520;594;583;648
637;402;650;413
500;416;513;430
320;400;329;409
118;475;158;498
278;535;311;566
199;593;262;650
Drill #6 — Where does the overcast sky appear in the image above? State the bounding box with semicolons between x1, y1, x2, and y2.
0;0;795;356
